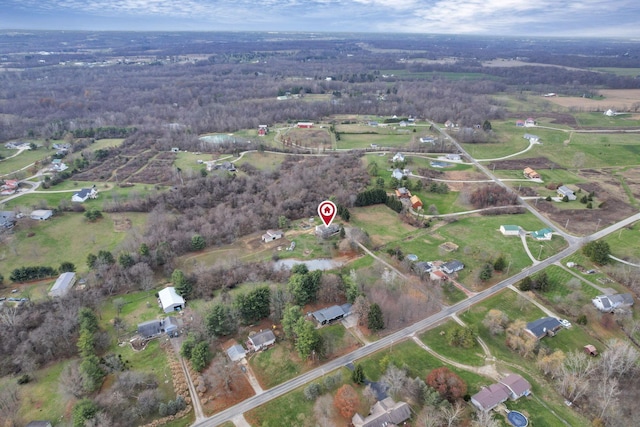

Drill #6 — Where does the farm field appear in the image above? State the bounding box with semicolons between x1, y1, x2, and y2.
0;211;147;279
545;89;640;112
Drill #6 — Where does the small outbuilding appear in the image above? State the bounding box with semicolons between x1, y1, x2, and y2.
410;195;423;210
311;304;351;325
584;344;598;356
500;225;520;236
227;344;247;362
49;272;77;297
30;209;53;221
261;229;284;243
158;287;185;313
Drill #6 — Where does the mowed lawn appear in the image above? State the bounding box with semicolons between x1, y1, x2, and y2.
337;133;414;150
0;211;147;279
349;205;417;246
234;151;286;171
0;148;55;177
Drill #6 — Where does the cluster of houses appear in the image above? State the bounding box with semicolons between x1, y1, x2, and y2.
471;373;531;412
500;225;553;241
1;179;19;195
394;187;423;210
413;259;464;282
134;286;187;339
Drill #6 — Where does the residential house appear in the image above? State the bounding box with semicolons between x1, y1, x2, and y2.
420;137;435;144
395;187;411;198
525;317;563;340
523;133;539;143
52;143;70;151
158;287;185;313
525;118;536;127
1;179;18;195
584;344;598;356
557;185;576;201
227;344;247;362
30;209;53;221
471;383;510;412
71;187;98;203
523;167;540;179
446;153;462;161
499;374;531;400
414;261;433;275
352;397;411;427
531;228;553;241
258;124;269;136
515;120;525;127
391;168;405;180
247;329;276;351
367;121;379;127
261;229;284;243
444;120;455;128
0;211;16;228
442;260;464;274
592;293;634;313
311;304;352;325
392;152;405;163
49;272;77;297
315;223;340;239
50;159;68;172
410;195;423;210
170;147;180;152
137;317;179;338
499;225;520;236
220;161;236;172
297;122;314;128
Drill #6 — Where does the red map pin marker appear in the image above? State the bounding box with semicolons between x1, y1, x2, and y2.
318;200;337;227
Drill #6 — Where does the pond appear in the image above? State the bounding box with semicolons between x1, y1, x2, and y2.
274;258;344;271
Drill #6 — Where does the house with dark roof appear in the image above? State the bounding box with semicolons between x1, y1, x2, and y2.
49;272;77;297
248;329;276;351
592;294;634;312
311;304;351;325
315;223;340;239
442;260;464;274
352;397;411;427
137;317;179;338
471;383;510;412
413;261;433;275
525;317;563;340
71;187;98;203
395;187;411;198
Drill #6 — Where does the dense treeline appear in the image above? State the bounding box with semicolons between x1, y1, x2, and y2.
469;185;519;209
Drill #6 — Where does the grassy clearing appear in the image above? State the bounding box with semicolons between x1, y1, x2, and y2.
574;111;640;127
338;133;414;150
359;340;488;391
349;205;417;246
441;281;468;305
408;155;474;172
590;67;640;77
234;151;286;171
0;148;55;177
0;211;147;279
249;344;303;389
541;265;601;300
603;221;640;259
419;320;486;366
173;151;218;173
13;360;70;424
245;384;316;427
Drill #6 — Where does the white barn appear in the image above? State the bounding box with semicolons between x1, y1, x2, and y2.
158;287;185;313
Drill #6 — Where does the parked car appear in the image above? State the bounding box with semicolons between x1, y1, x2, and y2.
560;319;572;328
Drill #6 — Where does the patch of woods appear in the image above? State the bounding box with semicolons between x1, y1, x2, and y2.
469;184;519;209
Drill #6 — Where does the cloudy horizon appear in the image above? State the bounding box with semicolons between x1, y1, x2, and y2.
2;0;640;38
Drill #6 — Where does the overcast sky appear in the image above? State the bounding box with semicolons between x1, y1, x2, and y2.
2;0;640;37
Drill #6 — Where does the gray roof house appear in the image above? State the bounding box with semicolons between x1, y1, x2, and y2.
227;344;247;362
30;209;53;221
352;397;411;427
0;211;16;228
262;229;284;243
592;294;634;313
525;317;563;340
315;223;340;239
557;185;576;201
49;272;77;297
391;168;405;180
248;329;276;351
414;261;433;275
137;317;179;338
311;304;351;325
442;260;464;274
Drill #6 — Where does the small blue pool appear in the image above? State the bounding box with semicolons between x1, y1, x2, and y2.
507;410;528;427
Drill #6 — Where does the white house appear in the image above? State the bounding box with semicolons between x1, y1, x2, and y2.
524;118;536;127
392;152;405;163
420;137;435;144
49;272;77;297
592;294;634;313
557;185;576;201
158;287;185;313
500;225;520;236
261;229;284;243
523;133;540;143
72;187;98;203
445;153;461;161
247;329;276;351
30;209;53;221
442;260;464;274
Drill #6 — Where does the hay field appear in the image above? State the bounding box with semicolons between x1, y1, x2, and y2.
546;89;640;111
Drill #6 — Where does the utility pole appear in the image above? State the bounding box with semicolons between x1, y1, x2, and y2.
538;245;544;260
596;218;602;233
565;218;570;230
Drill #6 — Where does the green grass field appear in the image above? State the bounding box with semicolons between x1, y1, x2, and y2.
337;132;414;150
574;112;640;127
249;344;302;389
0;148;55;177
591;67;640;77
603;221;640;259
234;151;286;171
419;320;486;366
0;211;147;279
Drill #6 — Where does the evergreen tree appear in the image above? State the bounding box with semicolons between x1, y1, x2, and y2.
479;263;493;281
493;256;507;272
352;363;365;385
191;234;206;251
206;304;237;337
118;252;135;269
367;303;384;331
519;276;533;291
190;341;212;372
294;318;321;359
139;243;150;257
73;399;98;427
172;269;192;298
59;261;76;273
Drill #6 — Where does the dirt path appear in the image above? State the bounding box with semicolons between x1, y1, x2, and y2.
411;335;501;381
520;232;540;265
450;313;493;360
